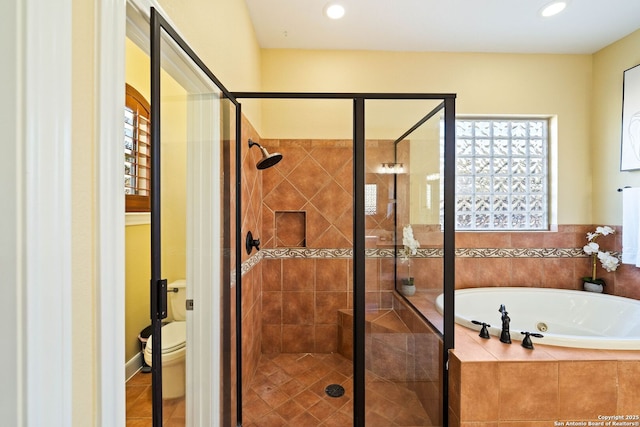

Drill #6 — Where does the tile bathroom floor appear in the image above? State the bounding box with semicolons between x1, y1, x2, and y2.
126;370;185;426
243;352;433;427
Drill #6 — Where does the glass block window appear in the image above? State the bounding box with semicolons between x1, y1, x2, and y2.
365;184;377;215
454;119;548;230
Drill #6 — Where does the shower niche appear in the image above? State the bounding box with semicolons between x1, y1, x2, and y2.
275;210;306;247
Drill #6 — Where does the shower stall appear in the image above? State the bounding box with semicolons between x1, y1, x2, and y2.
147;7;455;426
231;95;455;427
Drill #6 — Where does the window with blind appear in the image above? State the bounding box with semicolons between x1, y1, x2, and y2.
124;83;151;212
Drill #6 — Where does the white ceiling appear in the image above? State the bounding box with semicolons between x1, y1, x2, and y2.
244;0;640;54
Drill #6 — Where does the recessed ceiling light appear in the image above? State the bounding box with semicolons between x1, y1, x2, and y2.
540;1;568;17
324;3;345;20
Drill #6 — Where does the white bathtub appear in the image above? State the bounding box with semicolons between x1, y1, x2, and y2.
435;287;640;350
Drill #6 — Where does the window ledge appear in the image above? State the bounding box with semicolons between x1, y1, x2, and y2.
125;212;150;226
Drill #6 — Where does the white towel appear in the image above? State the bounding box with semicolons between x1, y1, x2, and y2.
622;187;640;266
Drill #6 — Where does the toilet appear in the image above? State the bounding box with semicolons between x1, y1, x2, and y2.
144;279;187;399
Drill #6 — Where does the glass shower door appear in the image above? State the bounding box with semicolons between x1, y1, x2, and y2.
150;8;238;426
362;99;451;426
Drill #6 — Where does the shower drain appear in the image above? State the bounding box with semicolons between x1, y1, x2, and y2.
325;384;345;398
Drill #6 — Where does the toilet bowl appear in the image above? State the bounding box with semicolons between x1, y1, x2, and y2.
144;321;186;398
143;279;187;399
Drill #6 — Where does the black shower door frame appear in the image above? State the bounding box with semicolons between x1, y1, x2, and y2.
232;92;457;427
150;8;240;427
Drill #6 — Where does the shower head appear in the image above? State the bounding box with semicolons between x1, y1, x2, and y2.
248;139;283;170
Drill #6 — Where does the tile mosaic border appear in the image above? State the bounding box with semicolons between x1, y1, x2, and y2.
261;247;587;258
264;248;353;259
241;249;264;275
241;247;591;274
455;247;586;258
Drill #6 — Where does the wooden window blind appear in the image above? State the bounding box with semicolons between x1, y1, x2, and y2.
124;83;151;212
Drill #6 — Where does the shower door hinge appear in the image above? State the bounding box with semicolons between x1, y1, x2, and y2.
186;299;194;311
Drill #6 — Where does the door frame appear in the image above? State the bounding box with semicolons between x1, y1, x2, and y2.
99;1;236;424
9;0;74;424
96;0;126;424
96;0;231;425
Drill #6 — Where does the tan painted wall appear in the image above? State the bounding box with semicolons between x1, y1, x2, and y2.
260;49;593;225
158;0;263;130
124;224;151;360
592;29;640;225
125;39;151;363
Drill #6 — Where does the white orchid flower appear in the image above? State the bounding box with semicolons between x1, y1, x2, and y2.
583;225;620;278
595;226;614;236
402;224;420;257
598;251;620;272
583;242;599;255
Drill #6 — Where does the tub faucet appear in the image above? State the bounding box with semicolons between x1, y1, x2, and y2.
499;304;511;344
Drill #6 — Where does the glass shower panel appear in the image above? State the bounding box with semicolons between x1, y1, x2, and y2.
364;99;445;426
238;97;355;426
154;18;236;426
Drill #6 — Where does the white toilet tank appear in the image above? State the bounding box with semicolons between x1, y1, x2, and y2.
168;279;187;321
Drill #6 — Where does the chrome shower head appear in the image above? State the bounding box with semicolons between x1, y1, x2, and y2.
248;139;283;170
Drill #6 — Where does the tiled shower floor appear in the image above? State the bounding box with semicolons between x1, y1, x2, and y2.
125;352;433;426
243;352;433;427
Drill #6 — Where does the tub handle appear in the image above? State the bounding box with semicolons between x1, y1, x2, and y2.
471;320;491;339
521;331;544;350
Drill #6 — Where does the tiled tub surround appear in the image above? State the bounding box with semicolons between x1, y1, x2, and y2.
397;290;640;426
448;324;640;426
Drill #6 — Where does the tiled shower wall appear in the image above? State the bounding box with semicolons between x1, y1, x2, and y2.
240;117;263;393
259;139;354;354
261;257;350;353
257;138;417;353
260;139;354;248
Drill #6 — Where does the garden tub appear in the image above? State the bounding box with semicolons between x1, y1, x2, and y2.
435;287;640;350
